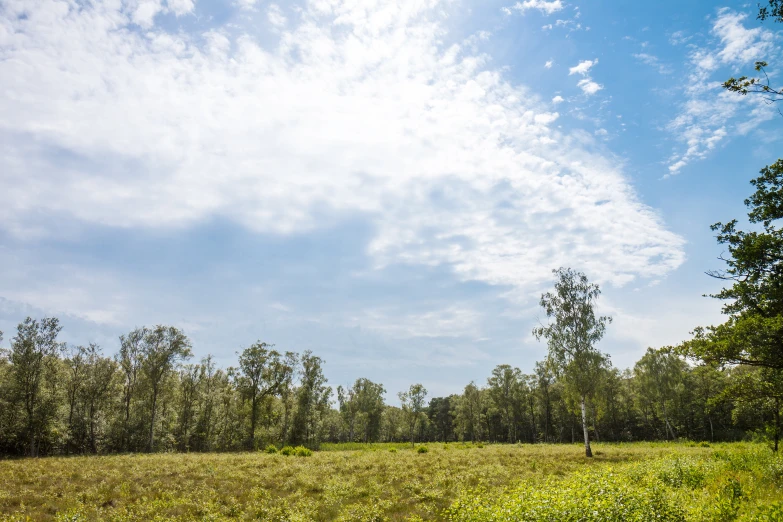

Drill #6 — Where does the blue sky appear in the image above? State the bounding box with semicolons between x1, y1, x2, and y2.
0;0;781;398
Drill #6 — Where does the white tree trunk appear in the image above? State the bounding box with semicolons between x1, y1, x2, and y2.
581;395;592;457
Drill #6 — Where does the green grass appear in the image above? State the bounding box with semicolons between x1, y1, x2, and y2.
0;443;781;521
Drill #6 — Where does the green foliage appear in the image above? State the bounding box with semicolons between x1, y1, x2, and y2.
758;0;783;22
683;160;783;371
337;378;386;443
291;351;331;447
417;446;429;453
0;442;780;521
447;445;783;522
264;444;278;454
237;342;296;450
294;445;313;457
399;384;428;445
533;267;612;456
447;471;686;521
280;445;295;455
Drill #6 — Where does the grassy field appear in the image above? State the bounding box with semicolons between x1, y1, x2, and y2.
1;442;782;521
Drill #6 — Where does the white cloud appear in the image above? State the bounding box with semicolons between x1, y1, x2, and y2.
633;53;672;75
551;95;564;104
352;306;483;339
669;30;691;46
235;0;258;10
567;59;603;95
544;59;553;68
507;0;564;15
594;128;608;136
0;0;685;305
552;18;583;35
126;0;194;28
267;3;287;27
569;59;597;76
534;112;559;124
666;9;778;176
577;78;603;95
713;9;775;64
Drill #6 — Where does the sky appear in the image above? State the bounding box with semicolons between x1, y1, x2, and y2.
0;0;781;399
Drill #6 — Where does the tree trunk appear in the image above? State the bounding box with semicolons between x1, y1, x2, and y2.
581;395;592;457
123;388;132;452
662;401;676;440
249;391;258;450
708;416;714;443
89;402;98;454
29;429;37;458
775;398;780;453
148;387;158;452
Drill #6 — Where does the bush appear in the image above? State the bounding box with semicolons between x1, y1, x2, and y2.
652;456;707;489
446;469;686;521
417;446;429;454
389;448;397;453
280;446;295;456
294;445;313;457
264;444;278;454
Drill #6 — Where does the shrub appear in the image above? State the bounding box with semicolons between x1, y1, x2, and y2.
446;469;687;521
264;444;278;454
294;445;313;457
389;448;397;453
280;445;295;456
417;446;429;454
654;456;706;489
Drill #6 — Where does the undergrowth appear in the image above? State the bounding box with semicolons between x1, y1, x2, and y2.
0;443;780;521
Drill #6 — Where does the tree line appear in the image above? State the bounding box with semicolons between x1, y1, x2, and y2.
0;313;777;457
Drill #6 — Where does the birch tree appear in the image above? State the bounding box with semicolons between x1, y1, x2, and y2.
533;268;611;457
398;383;427;446
634;348;684;440
487;364;521;443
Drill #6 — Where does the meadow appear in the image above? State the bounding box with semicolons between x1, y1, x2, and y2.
1;442;782;521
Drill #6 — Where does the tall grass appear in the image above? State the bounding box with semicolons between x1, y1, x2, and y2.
0;443;780;521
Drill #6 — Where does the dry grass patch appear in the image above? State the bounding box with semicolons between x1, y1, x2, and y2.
0;443;780;521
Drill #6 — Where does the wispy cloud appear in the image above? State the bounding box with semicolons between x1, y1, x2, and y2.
666;9;778;176
633;53;673;75
0;0;684;320
503;0;564;16
267;4;287;27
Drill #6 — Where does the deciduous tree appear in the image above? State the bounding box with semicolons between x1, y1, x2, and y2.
533;268;611;457
237;341;294;449
141;326;192;452
11;317;64;456
399;383;427;446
